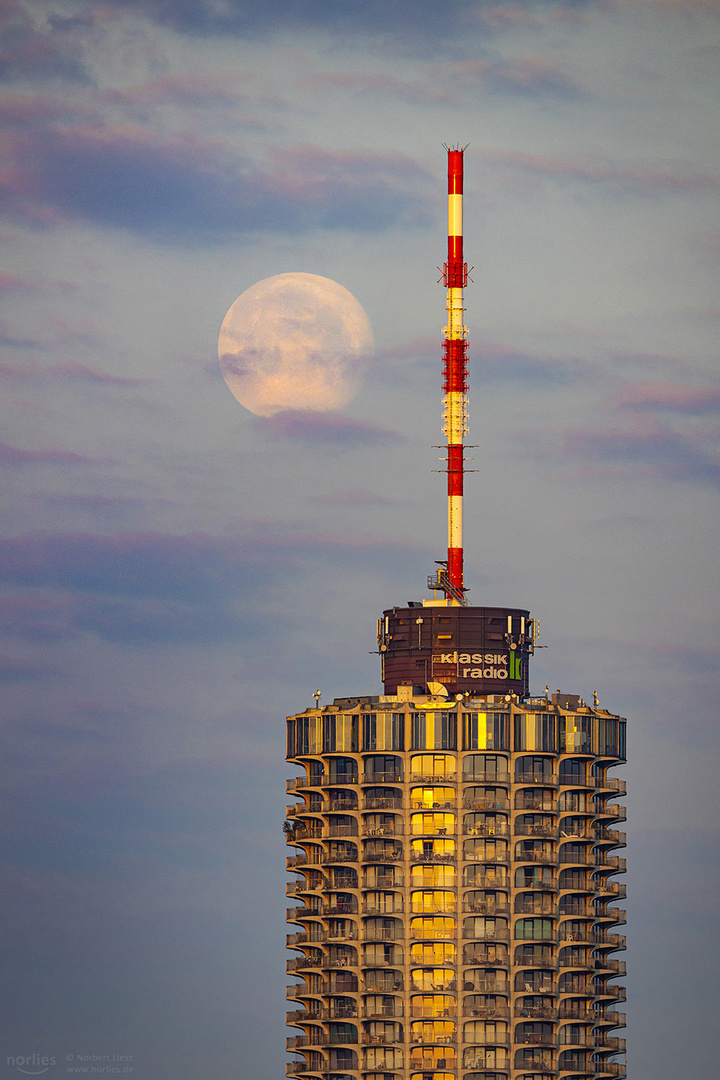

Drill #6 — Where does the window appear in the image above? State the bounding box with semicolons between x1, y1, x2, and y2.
463;713;509;751
323;713;359;753
411;712;457;750
463;756;509;781
561;715;593;754
364;756;401;782
514;714;557;752
515;918;553;940
363;713;404;752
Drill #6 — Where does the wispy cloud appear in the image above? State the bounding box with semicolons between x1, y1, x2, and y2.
565;425;720;487
0;116;434;240
481;148;720;197
253;410;404;447
0;442;95;466
614;380;720;415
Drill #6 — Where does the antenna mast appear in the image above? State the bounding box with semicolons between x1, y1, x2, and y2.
429;145;470;606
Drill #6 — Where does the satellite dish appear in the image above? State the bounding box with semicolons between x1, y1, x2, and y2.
427;681;449;698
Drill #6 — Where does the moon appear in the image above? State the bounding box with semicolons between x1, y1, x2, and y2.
218;272;374;417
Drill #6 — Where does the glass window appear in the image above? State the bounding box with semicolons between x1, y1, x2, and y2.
364;756;401;782
558;759;586;784
364;712;404;752
411;755;457;779
410;864;456;888
411;786;455;809
322;713;358;753
560;714;594;753
463;713;509;751
514;714;557;752
463;755;509;781
287;715;323;756
411;712;457;750
515;918;553;940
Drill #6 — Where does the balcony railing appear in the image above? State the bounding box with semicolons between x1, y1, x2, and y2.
595;959;626;975
461;1005;509;1019
361;772;402;784
463;797;509;810
594;804;626;821
463;824;509;837
463;902;509;916
515;823;556;837
363;1005;405;1018
362;1032;403;1046
406;766;462;783
362;903;404;915
594;856;627;871
364;797;402;809
514;850;555;864
461;929;509;942
409;1033;459;1045
513;1005;556;1019
410;851;456;863
362;928;404;941
594;1063;627;1077
515;773;558;786
515;1031;555;1046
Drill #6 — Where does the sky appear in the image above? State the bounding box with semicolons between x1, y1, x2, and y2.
0;1;718;1078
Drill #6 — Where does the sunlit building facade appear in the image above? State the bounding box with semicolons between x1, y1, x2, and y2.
285;674;627;1080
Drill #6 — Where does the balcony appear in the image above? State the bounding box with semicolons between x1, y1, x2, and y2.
558;850;594;866
592;933;626;950
409;1032;459;1045
324;903;358;916
361;772;402;784
593;1012;626;1029
408;772;458;783
594;856;627;872
515;1031;555;1047
595;985;626;1002
362;928;404;941
362;825;404;838
463;823;509;837
594;909;626;926
362;902;404;915
287;907;322;922
594;880;626;899
594;1037;626;1052
461;1005;509;1019
513;956;557;969
594;959;626;976
515;773;558;786
461;929;509;942
514;850;555;865
557;955;593;971
326;825;359;838
557;1032;595;1048
593;830;626;846
364;850;403;862
514;823;556;838
593;804;626;822
287;1034;357;1049
557;1006;592;1020
364;1004;405;1018
514;1005;556;1020
463;902;509;916
410;851;456;864
463;796;508;810
362;1032;403;1046
594;1063;627;1077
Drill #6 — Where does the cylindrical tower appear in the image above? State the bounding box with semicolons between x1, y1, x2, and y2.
283;147;627;1080
285;697;627;1080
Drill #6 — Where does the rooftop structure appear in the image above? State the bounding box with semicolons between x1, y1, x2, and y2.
285;148;627;1080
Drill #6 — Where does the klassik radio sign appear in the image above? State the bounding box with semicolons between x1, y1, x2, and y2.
433;650;523;681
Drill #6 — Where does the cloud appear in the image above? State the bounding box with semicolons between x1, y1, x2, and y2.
306;53;585;104
0;121;434;240
253;410;404;447
0;0;92;83
474;341;579;386
0;529;423;645
614;381;720;415
0;360;146;386
0;441;95;466
481;148;720;197
565;425;720;487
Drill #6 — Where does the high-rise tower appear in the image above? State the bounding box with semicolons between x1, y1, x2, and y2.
285;148;627;1080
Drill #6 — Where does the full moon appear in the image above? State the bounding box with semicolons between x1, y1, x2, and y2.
218;272;374;417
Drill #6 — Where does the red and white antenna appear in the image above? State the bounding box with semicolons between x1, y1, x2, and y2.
429;145;471;606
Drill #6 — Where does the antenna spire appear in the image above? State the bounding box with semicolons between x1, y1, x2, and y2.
429;146;470;605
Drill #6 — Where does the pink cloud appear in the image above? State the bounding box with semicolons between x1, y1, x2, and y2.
253;410;404;447
0;441;94;466
614;381;720;414
482;149;720;196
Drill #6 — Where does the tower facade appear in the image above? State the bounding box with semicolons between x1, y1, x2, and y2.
285;149;627;1080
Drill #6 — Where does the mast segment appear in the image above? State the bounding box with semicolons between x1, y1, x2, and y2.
429;145;470;606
